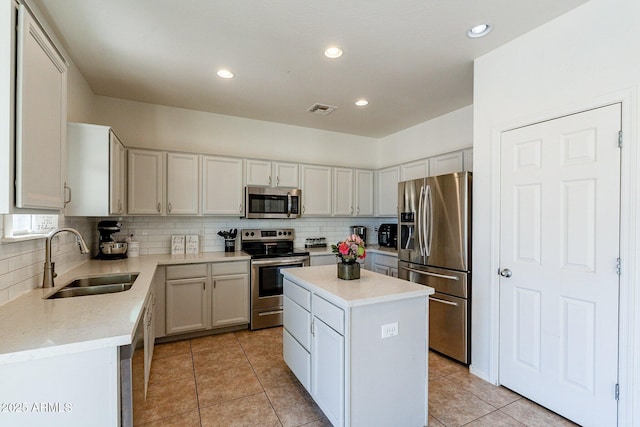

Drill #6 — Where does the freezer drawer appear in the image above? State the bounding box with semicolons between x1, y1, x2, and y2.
398;261;469;298
429;292;469;364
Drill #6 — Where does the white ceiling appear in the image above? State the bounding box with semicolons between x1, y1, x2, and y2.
34;0;587;138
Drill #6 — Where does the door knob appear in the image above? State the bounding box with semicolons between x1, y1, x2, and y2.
499;268;512;278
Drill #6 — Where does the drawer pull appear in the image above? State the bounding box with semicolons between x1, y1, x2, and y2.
429;297;459;307
258;310;283;316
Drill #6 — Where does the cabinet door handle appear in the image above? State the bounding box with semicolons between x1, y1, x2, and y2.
64;182;71;206
350;206;353;214
268;175;272;185
157;203;161;213
277;176;280;186
168;202;172;213
239;203;243;213
213;279;216;289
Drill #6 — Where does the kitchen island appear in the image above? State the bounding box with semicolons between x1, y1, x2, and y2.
282;265;434;427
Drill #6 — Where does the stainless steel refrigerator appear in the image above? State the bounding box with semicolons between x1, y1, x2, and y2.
398;171;471;364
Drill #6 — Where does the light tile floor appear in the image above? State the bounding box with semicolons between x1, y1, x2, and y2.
133;327;578;426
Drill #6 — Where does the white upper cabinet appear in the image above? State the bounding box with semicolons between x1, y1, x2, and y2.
66;123;126;216
429;151;464;176
202;155;244;215
128;149;164;215
463;148;473;172
274;161;299;188
166;152;200;215
109;133;127;215
401;159;429;181
245;159;271;186
332;168;354;216
246;159;299;188
332;168;374;217
14;5;66;210
376;166;399;217
354;169;374;216
301;164;332;216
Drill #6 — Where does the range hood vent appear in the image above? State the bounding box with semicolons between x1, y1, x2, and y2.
307;103;338;115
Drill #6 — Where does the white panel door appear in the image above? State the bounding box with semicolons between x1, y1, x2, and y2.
499;104;621;427
355;169;374;216
128;149;163;215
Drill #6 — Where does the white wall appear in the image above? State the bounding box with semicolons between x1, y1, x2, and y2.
92;96;380;169
473;0;640;422
66;63;94;123
378;105;472;168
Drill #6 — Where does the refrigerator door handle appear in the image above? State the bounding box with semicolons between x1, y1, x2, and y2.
417;185;425;257
425;184;432;256
400;266;460;281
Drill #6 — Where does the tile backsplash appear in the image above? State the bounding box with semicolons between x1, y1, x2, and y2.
109;216;390;255
0;216;94;306
0;215;396;306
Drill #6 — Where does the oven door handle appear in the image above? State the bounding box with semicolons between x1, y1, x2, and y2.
251;256;310;266
287;193;292;218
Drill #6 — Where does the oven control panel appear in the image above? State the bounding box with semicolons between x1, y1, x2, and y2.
241;228;295;241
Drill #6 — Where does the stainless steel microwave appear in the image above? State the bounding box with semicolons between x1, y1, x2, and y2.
244;186;301;219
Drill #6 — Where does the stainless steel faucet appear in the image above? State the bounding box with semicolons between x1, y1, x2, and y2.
42;228;90;288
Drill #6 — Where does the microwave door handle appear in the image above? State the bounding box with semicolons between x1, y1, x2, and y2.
287;193;292;218
425;184;432;256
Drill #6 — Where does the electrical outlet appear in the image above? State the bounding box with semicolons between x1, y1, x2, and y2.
381;322;398;339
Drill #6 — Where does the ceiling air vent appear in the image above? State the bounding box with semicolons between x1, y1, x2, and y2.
307;103;338;115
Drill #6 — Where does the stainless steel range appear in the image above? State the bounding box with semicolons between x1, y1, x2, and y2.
241;228;310;330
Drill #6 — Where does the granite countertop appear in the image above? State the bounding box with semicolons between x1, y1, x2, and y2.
282;264;433;308
0;251;250;365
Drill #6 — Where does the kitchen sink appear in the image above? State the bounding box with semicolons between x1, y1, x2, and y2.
46;273;139;299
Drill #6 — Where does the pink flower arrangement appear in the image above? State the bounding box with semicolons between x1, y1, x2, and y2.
331;234;366;263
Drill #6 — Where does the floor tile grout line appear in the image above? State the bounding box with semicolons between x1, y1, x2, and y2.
186;338;204;427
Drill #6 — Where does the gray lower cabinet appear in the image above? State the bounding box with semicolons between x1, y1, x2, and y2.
160;261;250;337
165;264;208;335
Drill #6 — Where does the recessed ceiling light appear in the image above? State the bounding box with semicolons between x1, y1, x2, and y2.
324;46;343;59
355;99;369;107
467;24;492;38
216;69;234;79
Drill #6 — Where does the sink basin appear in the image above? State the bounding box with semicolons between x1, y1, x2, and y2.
46;273;139;299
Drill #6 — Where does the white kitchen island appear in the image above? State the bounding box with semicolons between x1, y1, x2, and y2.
282;265;434;427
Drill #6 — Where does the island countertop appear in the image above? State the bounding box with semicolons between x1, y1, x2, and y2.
281;264;434;308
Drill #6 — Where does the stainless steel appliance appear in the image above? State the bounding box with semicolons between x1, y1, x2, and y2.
378;223;397;247
351;225;367;246
244;186;301;219
398;171;471;364
241;228;310;329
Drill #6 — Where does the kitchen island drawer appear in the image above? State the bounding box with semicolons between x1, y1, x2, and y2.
313;295;344;335
284;278;311;311
284;329;311;392
284;295;311;350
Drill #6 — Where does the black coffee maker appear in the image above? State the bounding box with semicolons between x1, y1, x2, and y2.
97;220;128;259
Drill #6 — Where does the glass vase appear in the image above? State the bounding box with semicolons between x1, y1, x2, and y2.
337;261;360;280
